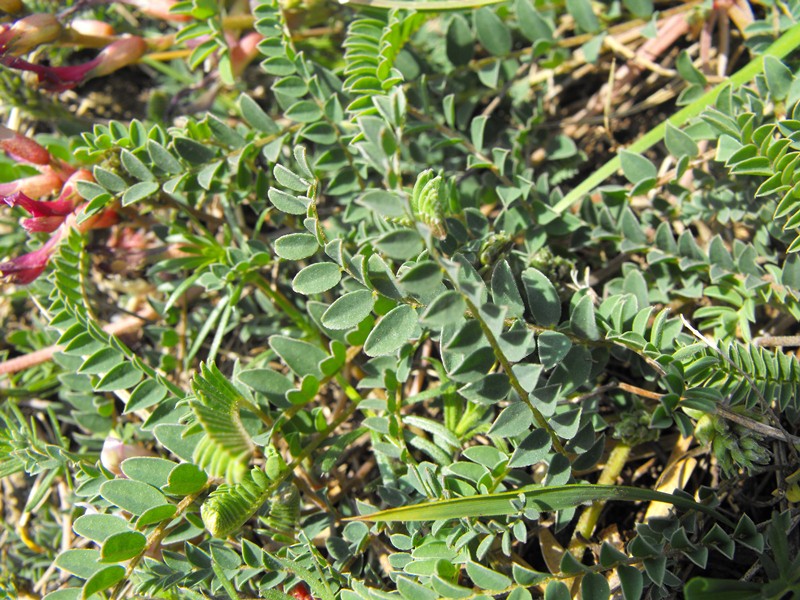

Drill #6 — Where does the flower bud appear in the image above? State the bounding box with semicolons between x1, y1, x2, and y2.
0;232;61;284
70;19;116;38
0;13;62;56
230;32;262;77
85;35;147;79
100;434;154;476
0;168;63;198
288;583;313;600
0;124;52;165
77;207;118;232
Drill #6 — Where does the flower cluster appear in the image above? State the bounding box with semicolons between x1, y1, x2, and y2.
0;127;117;284
4;169;93;233
0;12;146;92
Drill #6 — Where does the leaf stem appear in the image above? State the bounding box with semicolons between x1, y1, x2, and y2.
110;489;206;600
249;273;317;337
568;441;632;554
461;295;566;456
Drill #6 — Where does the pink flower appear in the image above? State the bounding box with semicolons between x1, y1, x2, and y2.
0;13;61;56
118;0;191;22
4;169;92;233
0;168;64;199
0;124;52;165
0;206;118;284
4;193;69;233
1;168;117;285
14;169;94;233
1;35;147;92
0;232;61;284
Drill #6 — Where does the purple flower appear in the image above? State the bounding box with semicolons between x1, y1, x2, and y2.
1;35;147;92
0;232;61;284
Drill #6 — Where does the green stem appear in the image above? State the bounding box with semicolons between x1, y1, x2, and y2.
553;20;800;215
568;441;632;554
110;489;206;600
274;395;362;493
453;401;488;439
461;295;566;456
443;388;461;433
249;273;317;337
212;560;242;600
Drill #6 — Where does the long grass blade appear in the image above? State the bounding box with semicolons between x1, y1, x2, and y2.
554;20;800;214
353;483;735;527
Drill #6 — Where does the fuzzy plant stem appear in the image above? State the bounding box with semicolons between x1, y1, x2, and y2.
568;441;632;554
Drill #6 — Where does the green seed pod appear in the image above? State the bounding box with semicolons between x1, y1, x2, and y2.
728;443;747;467
693;414;717;444
739;436;760;451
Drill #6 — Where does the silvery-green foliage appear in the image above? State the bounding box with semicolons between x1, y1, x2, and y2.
3;0;800;599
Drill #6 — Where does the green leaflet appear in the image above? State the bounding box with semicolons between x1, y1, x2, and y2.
344;0;504;9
